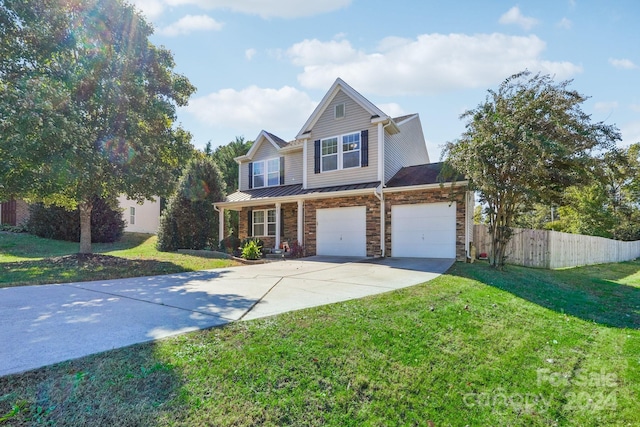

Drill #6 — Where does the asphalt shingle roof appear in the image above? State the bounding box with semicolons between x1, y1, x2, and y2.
386;162;461;187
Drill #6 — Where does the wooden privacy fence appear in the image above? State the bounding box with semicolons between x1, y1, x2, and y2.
473;225;640;269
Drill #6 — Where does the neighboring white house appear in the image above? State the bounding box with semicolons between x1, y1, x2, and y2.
117;195;161;234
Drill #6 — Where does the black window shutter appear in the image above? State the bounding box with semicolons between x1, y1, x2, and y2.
280;208;285;237
248;210;253;236
314;140;321;174
280;157;285;185
361;130;369;167
248;162;253;189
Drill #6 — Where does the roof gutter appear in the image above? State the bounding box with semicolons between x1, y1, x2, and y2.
382;180;469;194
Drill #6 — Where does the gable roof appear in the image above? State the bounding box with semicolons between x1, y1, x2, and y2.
296;78;396;139
236;130;291;162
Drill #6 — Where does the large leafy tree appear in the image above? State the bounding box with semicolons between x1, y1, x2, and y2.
208;136;252;237
0;0;195;253
444;71;620;268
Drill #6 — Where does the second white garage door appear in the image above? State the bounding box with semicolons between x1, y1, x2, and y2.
391;202;456;258
316;206;366;257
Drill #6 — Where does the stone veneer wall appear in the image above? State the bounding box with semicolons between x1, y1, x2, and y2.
303;194;381;257
238;202;298;250
235;188;466;260
384;188;467;261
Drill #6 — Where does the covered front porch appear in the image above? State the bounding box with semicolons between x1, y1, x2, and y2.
217;199;304;254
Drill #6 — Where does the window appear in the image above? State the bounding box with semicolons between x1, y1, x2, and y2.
252;161;264;188
252;158;280;188
342;132;360;168
267;158;280;186
321;132;360;171
321;137;338;172
129;207;135;225
335;103;345;119
252;209;276;236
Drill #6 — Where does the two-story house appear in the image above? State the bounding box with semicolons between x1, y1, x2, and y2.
215;78;473;260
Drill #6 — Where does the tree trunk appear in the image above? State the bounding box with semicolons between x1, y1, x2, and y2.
79;199;93;254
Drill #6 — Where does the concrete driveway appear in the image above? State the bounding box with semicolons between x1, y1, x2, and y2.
0;256;453;376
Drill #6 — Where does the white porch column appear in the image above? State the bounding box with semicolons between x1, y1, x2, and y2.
297;200;303;245
275;202;281;250
218;207;224;242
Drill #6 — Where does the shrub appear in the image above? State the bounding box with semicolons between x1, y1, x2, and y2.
289;240;304;258
27;197;124;243
157;157;226;251
241;238;262;260
219;235;241;255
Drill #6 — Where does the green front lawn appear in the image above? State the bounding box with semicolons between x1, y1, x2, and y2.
0;232;238;287
1;260;638;426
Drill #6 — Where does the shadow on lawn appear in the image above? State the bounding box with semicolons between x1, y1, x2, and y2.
450;260;640;330
0;254;187;287
0;341;189;425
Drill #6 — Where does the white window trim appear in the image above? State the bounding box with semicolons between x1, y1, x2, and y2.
335;103;345;119
129;207;136;225
252;208;277;237
252;157;280;188
320;132;361;172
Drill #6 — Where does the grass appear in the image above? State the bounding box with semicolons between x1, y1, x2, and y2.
0;232;239;287
0;260;638;426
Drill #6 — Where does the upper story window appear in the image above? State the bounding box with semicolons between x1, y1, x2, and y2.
321;137;338;172
321;132;360;172
335;103;345;119
252;157;280;188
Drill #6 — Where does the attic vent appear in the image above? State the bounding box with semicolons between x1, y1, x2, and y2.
335;103;345;119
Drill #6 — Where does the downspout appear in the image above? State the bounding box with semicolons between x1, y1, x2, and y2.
374;184;385;258
376;120;393;258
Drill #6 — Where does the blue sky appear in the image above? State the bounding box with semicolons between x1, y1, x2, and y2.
131;0;640;159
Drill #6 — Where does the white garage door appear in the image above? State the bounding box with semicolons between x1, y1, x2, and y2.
316;206;366;257
392;202;456;258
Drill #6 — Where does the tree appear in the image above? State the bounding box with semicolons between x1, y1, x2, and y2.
443;71;620;268
0;0;195;253
209;137;253;237
27;196;125;243
157;156;226;251
552;143;640;240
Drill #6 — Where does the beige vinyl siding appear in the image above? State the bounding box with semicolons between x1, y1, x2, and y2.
306;90;379;188
384;115;430;183
239;161;250;191
284;150;303;186
238;138;303;191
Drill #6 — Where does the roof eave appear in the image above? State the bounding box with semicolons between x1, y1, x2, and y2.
383;181;469;193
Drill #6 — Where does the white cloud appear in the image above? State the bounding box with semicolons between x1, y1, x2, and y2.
621;121;640;145
288;34;582;96
630;104;640;113
165;0;351;18
594;101;619;112
130;0;165;20
557;17;572;29
377;103;406;118
499;6;539;30
157;15;223;36
184;86;317;137
287;39;358;66
609;58;638;70
245;48;257;60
